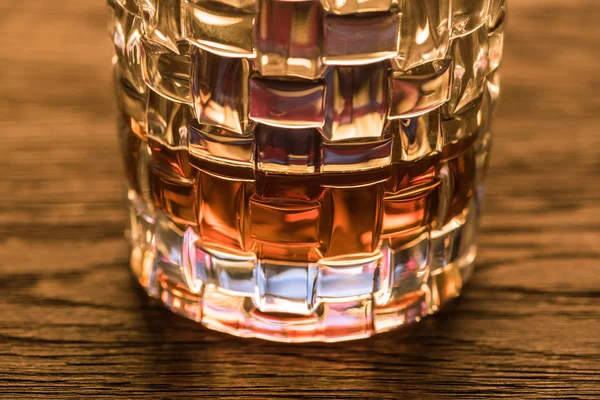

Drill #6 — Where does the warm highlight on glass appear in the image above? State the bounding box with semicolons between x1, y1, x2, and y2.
109;0;505;342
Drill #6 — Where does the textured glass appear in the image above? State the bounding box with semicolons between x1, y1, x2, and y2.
109;0;506;342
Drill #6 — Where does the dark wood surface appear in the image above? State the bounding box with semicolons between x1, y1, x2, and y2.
1;1;599;398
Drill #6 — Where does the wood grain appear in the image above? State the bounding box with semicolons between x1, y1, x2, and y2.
1;1;599;398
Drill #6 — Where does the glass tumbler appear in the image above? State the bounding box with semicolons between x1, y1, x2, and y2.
108;0;506;342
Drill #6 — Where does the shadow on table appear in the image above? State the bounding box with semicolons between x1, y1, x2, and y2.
129;275;473;394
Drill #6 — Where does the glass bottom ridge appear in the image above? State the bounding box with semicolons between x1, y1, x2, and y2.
127;188;479;343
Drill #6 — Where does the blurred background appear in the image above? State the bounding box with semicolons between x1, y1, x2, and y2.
0;1;599;398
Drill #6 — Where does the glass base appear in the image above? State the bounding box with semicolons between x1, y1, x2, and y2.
127;189;479;343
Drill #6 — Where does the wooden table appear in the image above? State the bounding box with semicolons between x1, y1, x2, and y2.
1;1;599;398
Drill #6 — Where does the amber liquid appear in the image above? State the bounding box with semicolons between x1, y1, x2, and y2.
121;115;475;265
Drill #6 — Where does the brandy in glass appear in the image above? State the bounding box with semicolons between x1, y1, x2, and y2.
108;0;506;342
